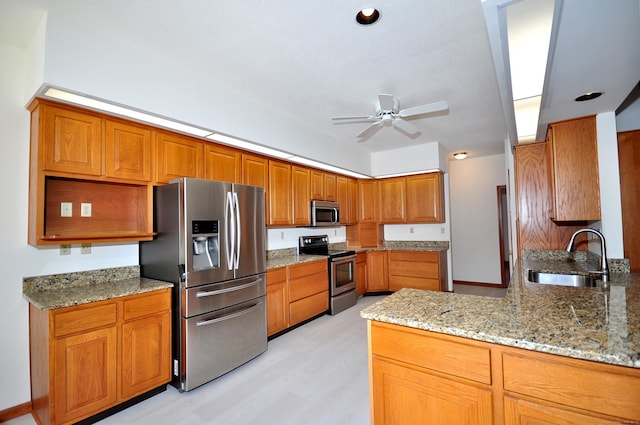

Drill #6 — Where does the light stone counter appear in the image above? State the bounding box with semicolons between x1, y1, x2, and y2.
361;251;640;369
23;266;173;310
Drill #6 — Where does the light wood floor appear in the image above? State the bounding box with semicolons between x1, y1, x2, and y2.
10;286;506;425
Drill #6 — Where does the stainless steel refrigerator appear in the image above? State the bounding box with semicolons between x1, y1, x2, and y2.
140;178;267;392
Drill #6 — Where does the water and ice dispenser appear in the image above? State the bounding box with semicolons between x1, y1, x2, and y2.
191;220;220;271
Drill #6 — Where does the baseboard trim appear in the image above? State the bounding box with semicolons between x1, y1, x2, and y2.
0;401;32;422
453;280;507;288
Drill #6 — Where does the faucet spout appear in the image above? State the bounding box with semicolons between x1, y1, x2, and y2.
566;228;609;282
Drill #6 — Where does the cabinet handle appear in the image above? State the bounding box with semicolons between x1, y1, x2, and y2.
195;278;263;298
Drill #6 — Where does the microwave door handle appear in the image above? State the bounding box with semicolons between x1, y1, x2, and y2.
225;191;235;271
334;207;339;222
233;191;241;270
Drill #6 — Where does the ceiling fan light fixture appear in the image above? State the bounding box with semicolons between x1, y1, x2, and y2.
453;152;467;160
356;8;380;25
574;91;603;102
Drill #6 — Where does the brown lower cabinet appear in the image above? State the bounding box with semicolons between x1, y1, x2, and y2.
29;288;171;425
368;321;640;425
266;259;328;337
365;250;447;293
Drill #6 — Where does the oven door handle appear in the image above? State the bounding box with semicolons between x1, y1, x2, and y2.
195;301;263;327
195;279;263;298
331;254;356;264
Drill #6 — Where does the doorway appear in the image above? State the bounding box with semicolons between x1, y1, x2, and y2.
618;130;640;271
497;185;510;286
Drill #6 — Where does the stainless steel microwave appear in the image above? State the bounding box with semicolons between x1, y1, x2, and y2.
311;200;340;227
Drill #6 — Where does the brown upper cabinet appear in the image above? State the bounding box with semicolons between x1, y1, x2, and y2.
204;143;241;183
310;169;324;200
379;172;444;224
104;119;152;182
546;116;600;221
323;173;337;201
292;165;311;225
358;179;379;223
155;131;203;184
337;175;357;225
268;160;293;226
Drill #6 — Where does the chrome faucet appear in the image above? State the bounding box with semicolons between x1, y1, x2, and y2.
566;228;609;282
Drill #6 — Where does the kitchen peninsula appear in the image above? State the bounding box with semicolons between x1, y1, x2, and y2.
362;251;640;424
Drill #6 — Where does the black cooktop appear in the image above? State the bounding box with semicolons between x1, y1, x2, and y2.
299;235;355;258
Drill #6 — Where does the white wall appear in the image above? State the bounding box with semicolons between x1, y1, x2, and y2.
370;142;442;177
449;154;506;285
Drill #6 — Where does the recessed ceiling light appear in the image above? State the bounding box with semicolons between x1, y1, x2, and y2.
356;8;380;25
575;92;603;102
453;152;467;160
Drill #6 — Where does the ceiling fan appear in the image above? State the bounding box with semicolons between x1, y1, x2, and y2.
332;94;448;140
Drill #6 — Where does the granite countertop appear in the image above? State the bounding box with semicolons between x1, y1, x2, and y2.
361;251;639;369
23;266;173;310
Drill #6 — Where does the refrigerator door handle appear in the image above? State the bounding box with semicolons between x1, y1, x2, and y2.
233;191;241;269
225;191;235;271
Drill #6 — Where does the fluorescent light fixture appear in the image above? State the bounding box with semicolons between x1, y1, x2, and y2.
43;87;212;138
207;133;292;159
513;96;541;139
375;169;441;178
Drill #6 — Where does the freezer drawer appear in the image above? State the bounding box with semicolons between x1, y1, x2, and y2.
179;297;267;391
181;274;266;318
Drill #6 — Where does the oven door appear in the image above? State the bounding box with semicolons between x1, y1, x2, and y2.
330;255;356;296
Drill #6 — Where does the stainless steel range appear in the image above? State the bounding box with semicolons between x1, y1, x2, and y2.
299;235;357;315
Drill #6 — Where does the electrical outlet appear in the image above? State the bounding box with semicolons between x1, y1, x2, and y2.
410;227;414;234
441;227;446;234
280;231;284;240
81;243;91;254
60;202;73;217
60;244;71;255
81;203;92;217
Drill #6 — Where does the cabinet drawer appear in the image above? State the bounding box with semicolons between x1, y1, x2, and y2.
289;290;328;324
388;250;439;263
267;267;287;286
288;260;327;280
123;289;171;321
502;351;640;419
53;302;118;337
370;322;491;385
289;271;328;302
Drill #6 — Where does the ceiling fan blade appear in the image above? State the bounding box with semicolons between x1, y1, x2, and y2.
377;94;396;112
398;100;449;118
331;115;375;121
357;121;383;139
392;118;420;136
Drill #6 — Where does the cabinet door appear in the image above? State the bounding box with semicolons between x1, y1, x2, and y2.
121;311;171;399
268;160;292;226
406;173;444;222
292;165;311;225
548;116;600;221
267;268;289;336
367;251;388;292
310;169;324;200
358;180;379;222
241;154;268;188
53;326;118;424
155;131;203;183
42;104;102;176
347;178;358;224
379;177;406;223
371;357;493;425
204;143;241;183
104;119;152;181
324;173;337;201
355;252;368;295
504;396;632;425
336;176;350;224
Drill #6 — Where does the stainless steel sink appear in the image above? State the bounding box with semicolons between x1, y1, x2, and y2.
526;270;598;287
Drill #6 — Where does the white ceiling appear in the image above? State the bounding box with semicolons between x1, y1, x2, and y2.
1;0;639;161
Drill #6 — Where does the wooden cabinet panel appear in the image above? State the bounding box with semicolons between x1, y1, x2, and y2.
388;250;446;292
53;326;118;424
405;172;443;222
155;131;203;183
53;302;117;337
310;169;324;200
287;260;328;325
366;251;388;292
514;143;585;258
104;120;152;181
267;268;288;336
121;310;171;399
504;396;633;425
336;176;356;225
41;103;102;176
292;165;311;225
323;173;337;201
358;179;379;222
379;177;406;223
268;160;292;226
289;291;328;325
204;143;241;183
547;116;600;221
241;154;268;188
355;252;368;296
371;357;493;425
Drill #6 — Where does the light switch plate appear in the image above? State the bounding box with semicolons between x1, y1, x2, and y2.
81;203;92;217
80;243;91;254
60;202;72;217
60;244;71;255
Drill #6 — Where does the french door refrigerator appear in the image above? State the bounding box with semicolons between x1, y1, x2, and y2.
140;178;267;392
